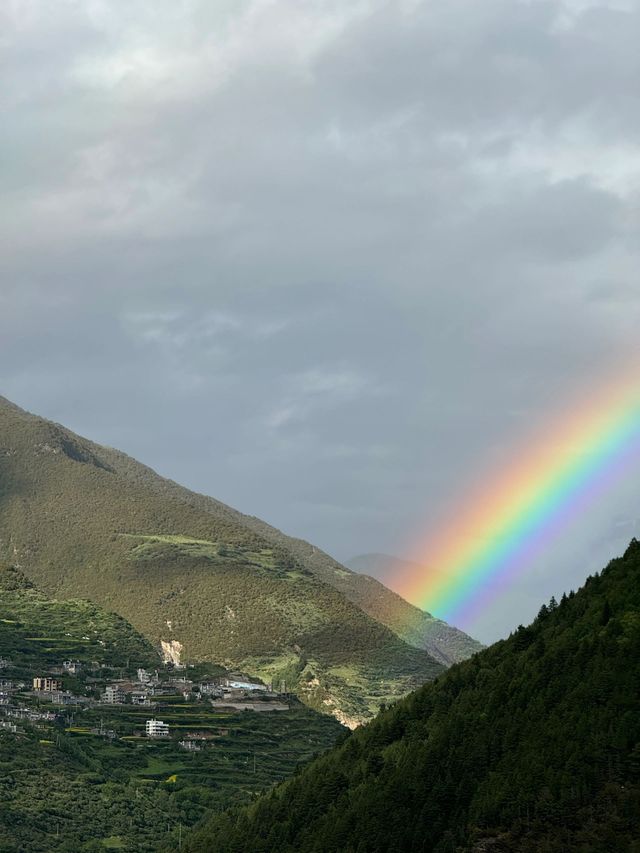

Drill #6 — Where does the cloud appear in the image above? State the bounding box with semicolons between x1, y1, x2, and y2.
2;0;640;642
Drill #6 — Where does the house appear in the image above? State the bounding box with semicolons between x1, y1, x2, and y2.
146;718;169;738
223;678;268;692
5;706;57;722
179;739;202;751
62;660;82;675
178;740;204;752
33;677;62;692
130;690;154;706
102;685;125;704
198;682;223;698
49;691;80;706
90;726;117;740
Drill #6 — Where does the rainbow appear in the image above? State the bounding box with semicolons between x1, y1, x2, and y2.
395;370;640;629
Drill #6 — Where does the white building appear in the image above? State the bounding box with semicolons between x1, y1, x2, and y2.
199;682;223;698
103;685;125;704
63;660;82;675
224;679;268;692
146;718;169;738
130;690;153;706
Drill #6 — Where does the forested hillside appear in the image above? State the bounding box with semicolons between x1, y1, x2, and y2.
182;540;640;852
0;396;451;725
0;564;343;851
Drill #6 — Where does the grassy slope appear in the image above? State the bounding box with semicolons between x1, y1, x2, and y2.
344;552;484;663
0;567;343;852
0;397;443;724
0;563;158;675
93;434;482;666
270;540;484;665
182;540;640;853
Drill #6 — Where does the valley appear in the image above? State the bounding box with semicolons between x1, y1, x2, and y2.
0;565;343;852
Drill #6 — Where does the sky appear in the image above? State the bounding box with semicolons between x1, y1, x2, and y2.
2;0;640;643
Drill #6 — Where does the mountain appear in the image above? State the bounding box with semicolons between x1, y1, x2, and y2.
0;561;159;674
0;564;343;852
346;552;422;581
345;553;483;664
0;396;453;725
182;540;640;853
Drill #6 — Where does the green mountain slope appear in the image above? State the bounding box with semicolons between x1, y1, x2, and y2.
0;562;159;674
182;540;640;853
76;412;481;667
0;565;343;852
0;396;445;725
220;532;483;666
318;551;483;664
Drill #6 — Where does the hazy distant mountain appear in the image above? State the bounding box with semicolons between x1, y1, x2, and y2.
345;553;483;664
346;552;423;582
184;540;640;853
0;395;447;726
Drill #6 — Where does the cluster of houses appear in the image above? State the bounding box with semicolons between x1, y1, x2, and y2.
0;654;284;742
0;676;59;733
100;668;195;706
97;671;272;707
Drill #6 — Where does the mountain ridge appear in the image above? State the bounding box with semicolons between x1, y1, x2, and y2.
0;394;471;725
343;552;483;664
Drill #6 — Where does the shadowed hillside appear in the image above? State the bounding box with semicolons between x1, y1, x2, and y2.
182;540;640;852
0;396;449;725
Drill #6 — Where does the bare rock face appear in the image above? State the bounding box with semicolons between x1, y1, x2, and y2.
161;639;184;666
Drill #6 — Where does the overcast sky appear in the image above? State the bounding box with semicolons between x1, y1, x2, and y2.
2;0;640;642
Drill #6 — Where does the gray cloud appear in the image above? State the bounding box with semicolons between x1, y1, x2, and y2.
2;0;640;642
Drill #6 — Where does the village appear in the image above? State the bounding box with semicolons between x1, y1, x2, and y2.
0;656;291;745
0;645;341;852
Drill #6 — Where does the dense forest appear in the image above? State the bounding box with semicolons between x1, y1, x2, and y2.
181;540;640;852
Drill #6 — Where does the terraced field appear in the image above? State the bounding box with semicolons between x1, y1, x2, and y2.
0;567;344;852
